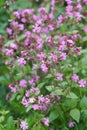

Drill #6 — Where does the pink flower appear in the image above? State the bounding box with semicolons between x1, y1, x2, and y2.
10;43;18;49
66;5;73;12
8;84;17;93
78;79;86;87
67;39;75;47
6;28;12;35
19;79;27;88
42;118;49;126
71;74;79;82
84;0;87;4
59;52;67;60
38;95;45;104
68;121;75;128
25;90;30;97
41;64;48;73
74;47;82;55
22;96;29;107
74;12;82;21
0;35;2;39
13;11;20;19
76;3;82;10
49;53;58;63
17;58;26;66
20;121;28;130
21;18;27;23
84;26;87;33
32;104;39;110
56;73;63;81
19;24;24;30
57;15;63;24
4;49;14;56
6;94;10;100
28;97;36;103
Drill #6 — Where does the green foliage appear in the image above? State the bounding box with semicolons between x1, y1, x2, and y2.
1;0;87;130
70;108;80;123
7;116;15;130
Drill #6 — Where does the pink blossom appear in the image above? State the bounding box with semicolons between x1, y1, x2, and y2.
4;49;14;56
74;47;82;55
84;26;87;33
78;79;86;87
20;121;28;130
32;104;39;110
45;97;50;105
71;74;79;82
74;12;83;21
57;15;63;24
39;105;47;111
13;11;20;19
28;97;36;103
38;7;46;13
17;58;26;66
19;24;24;30
6;94;10;100
76;3;82;10
66;5;73;12
59;52;67;60
10;43;18;49
38;95;45;104
67;39;75;47
0;34;2;39
41;64;48;73
42;118;50;126
56;73;63;81
68;121;75;128
19;79;27;88
6;28;12;35
8;84;17;93
84;0;87;4
22;96;29;107
37;52;46;61
21;18;27;23
25;90;30;97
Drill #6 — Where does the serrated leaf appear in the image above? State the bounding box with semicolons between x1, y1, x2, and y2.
70;108;80;123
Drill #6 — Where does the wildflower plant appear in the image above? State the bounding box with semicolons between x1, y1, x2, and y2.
1;0;87;129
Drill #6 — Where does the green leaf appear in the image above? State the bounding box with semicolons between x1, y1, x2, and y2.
45;85;54;92
0;116;4;123
7;116;15;130
49;110;59;122
82;110;87;120
80;96;87;109
52;89;63;95
37;83;45;89
0;0;5;7
70;108;80;123
66;92;78;99
0;110;9;115
26;105;32;112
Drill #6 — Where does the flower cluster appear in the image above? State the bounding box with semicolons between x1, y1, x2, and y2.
2;0;87;129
